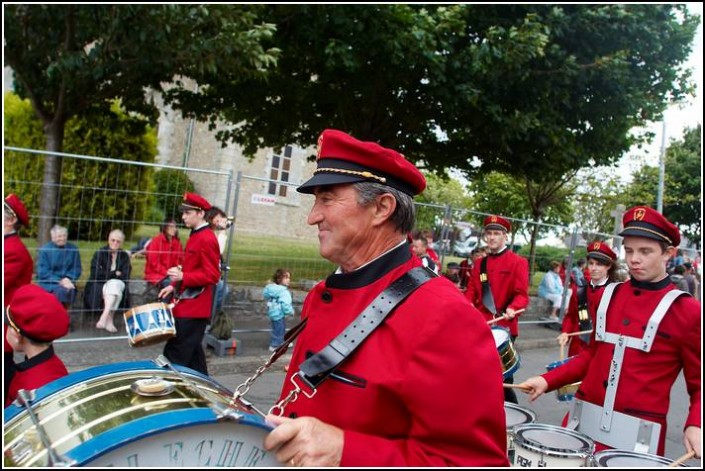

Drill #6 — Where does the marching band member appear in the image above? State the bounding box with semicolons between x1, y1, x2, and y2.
264;129;508;466
464;214;530;404
519;206;701;458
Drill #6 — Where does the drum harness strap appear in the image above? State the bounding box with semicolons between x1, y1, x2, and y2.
576;285;592;344
232;266;436;416
480;256;502;317
568;282;687;453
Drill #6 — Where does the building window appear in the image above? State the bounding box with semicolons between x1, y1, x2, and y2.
268;145;292;197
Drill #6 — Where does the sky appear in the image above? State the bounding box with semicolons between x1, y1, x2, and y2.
619;2;703;176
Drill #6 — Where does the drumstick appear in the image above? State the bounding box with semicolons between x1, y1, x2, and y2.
559;343;565;361
487;308;526;325
564;329;593;338
503;383;531;392
668;450;696;467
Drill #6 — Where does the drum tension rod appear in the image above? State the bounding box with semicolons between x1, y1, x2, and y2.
14;389;76;467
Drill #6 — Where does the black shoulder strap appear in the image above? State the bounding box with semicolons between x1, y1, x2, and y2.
480;256;498;315
297;266;436;390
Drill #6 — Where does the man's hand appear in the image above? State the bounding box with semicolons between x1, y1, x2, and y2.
264;414;344;467
516;376;549;403
158;285;175;300
684;425;701;458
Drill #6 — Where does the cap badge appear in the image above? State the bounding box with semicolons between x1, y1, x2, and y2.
634;208;646;221
491;216;498;223
593;242;601;250
316;134;324;160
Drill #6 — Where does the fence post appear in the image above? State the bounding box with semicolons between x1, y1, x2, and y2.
558;227;579;320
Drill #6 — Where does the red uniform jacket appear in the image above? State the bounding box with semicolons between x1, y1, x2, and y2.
465;249;529;336
171;226;220;319
280;243;509;466
543;278;701;455
144;233;184;285
6;347;68;407
560;281;607;356
4;233;33;353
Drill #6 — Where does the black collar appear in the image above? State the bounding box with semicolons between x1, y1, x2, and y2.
487;247;507;257
630;276;673;291
325;241;412;289
15;346;56;372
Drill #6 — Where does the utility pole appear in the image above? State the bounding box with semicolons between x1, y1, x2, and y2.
612;204;626;256
656;121;667;212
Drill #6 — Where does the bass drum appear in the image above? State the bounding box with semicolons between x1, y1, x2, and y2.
4;361;280;467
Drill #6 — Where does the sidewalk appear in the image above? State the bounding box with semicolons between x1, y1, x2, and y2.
52;317;563;376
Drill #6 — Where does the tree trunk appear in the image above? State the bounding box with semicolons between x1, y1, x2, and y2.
528;217;541;287
38;120;65;245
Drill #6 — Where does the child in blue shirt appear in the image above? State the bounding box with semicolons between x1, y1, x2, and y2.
263;268;294;351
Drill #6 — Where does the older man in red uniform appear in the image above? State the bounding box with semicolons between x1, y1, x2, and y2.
4;194;33;402
158;193;221;375
520;206;701;459
5;285;70;407
263;130;508;466
465;215;529;404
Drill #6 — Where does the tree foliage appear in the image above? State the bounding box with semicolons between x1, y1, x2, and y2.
4;93;157;241
153;169;196;221
167;4;697;186
4;4;279;243
622;125;702;246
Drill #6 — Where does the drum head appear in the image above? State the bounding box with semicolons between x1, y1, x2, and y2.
513;423;594;457
504;403;536;429
593;450;685;467
491;327;511;347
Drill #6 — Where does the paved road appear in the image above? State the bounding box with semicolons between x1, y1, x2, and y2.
212;347;700;466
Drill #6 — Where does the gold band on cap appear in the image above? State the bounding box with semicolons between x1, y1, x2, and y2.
313;168;387;184
626;225;672;244
4;201;17;218
5;306;20;333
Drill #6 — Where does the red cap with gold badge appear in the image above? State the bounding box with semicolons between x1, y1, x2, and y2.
586;241;617;263
483;215;511;232
619;206;680;247
4;194;30;226
180;192;212;212
297;129;426;196
6;285;69;343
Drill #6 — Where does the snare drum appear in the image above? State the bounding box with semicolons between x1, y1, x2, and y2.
4;361;280;467
511;423;594;467
545;357;581;402
491;326;521;378
592;450;687;467
124;302;176;347
505;403;537;460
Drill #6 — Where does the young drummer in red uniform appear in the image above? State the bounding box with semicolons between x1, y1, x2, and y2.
158;193;221;376
263;129;508;466
519;206;701;458
464;215;529;403
5;284;70;407
558;242;618;356
4;194;33;403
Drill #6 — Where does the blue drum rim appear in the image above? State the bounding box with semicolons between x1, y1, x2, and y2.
64;408;272;466
4;361;218;422
512;423;594;458
503;356;521;379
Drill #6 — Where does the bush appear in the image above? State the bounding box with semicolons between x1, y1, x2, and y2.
153;169;195;220
4;94;157;240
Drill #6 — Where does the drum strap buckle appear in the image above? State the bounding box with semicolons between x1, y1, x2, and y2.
268;373;317;417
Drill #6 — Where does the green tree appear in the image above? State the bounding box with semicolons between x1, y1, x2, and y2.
622;126;702;246
4;4;278;243
4;93;157;240
571;167;624;238
168;5;697;185
153;169;196;220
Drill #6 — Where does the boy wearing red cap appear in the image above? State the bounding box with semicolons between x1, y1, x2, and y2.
5;285;70;407
464;214;530;404
4;194;33;402
158;192;221;375
558;242;619;356
264;130;508;466
520;206;701;459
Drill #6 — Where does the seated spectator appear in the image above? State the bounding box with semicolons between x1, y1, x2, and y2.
670;265;689;292
442;262;461;288
5;284;69;407
570;258;587;287
538;260;571;320
36;224;82;309
84;229;131;333
144;218;184;291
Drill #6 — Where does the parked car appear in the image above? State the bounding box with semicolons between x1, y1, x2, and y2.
453;235;478;257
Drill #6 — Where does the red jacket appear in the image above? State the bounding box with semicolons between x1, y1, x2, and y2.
4;233;33;353
543;278;701;455
465;249;530;336
144;233;184;285
172;226;220;319
560;281;607;356
6;347;68;407
280;243;508;466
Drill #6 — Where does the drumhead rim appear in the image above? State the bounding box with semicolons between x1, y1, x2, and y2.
504;403;537;428
593;450;684;467
512;424;594;458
